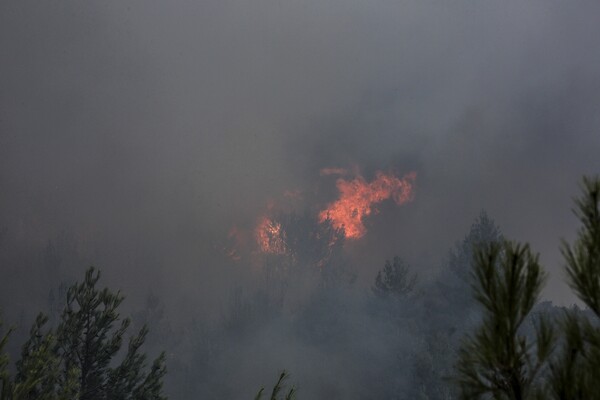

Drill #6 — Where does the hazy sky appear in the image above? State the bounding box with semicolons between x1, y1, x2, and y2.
1;0;600;306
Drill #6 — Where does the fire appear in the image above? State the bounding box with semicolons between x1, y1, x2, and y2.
318;170;416;239
224;168;417;262
256;216;287;254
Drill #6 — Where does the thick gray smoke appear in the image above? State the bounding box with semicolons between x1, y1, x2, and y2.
1;0;600;398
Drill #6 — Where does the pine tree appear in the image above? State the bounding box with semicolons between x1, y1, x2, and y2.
454;241;555;400
548;176;600;399
453;177;600;399
0;267;167;400
372;256;416;299
13;314;62;400
563;177;600;315
413;212;503;400
56;267;166;400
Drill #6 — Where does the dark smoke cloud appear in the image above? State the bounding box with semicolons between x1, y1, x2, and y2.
1;0;600;321
2;1;600;398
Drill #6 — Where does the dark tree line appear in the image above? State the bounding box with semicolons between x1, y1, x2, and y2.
4;177;599;400
252;176;600;399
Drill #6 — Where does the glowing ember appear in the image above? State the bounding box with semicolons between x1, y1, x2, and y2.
318;171;416;239
256;216;287;254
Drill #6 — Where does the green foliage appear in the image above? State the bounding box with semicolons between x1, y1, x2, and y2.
455;241;555;400
372;256;416;299
563;176;600;316
0;319;12;400
58;268;130;399
546;311;600;400
548;176;600;399
0;267;166;400
59;267;167;400
1;314;76;400
255;370;296;400
13;314;62;399
455;176;600;400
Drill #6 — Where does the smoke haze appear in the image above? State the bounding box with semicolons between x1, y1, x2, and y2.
1;0;600;397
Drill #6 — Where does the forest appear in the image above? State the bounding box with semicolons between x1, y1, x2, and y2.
1;177;599;399
2;1;600;399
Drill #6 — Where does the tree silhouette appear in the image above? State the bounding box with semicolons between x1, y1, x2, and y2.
548;177;600;399
454;241;555;400
0;267;167;400
372;256;416;299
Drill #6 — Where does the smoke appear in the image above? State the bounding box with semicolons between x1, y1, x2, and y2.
1;0;600;397
2;0;600;297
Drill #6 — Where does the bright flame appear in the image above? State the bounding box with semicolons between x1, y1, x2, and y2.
318;171;416;239
256;216;287;254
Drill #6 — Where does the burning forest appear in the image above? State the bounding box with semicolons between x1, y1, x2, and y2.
247;168;416;260
2;1;600;399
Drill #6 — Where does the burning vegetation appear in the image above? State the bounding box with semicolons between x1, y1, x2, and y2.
318;170;416;239
256;216;287;254
248;168;416;262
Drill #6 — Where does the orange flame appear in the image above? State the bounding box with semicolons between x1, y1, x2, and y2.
256;216;287;254
318;171;416;239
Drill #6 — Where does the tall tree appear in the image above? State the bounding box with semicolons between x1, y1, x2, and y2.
412;212;503;400
372;256;416;299
0;267;167;400
431;211;504;333
454;241;555;400
57;267;166;400
548;176;600;399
